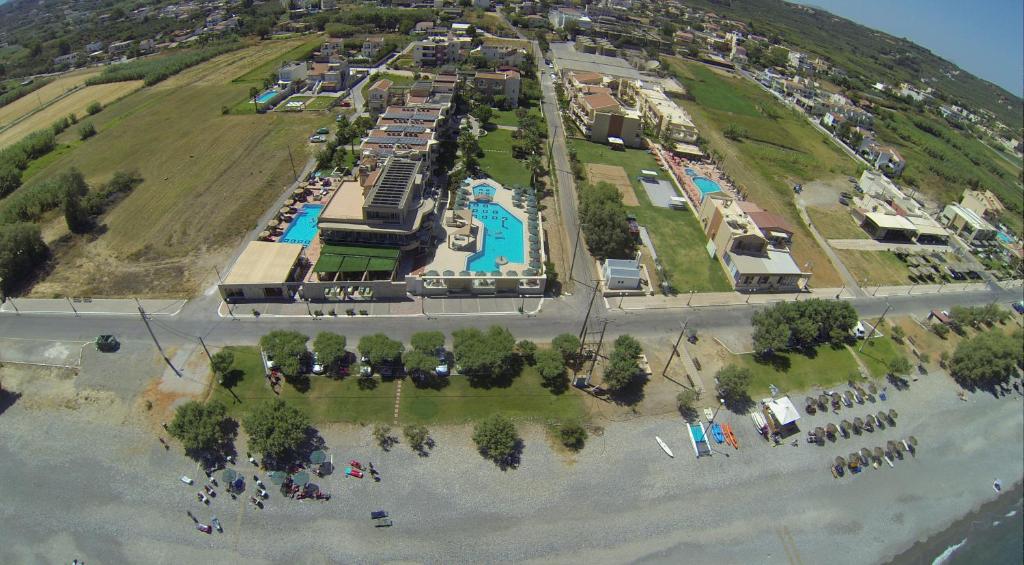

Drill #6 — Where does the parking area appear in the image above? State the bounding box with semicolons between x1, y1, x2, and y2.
422;296;543;316
0;338;88;367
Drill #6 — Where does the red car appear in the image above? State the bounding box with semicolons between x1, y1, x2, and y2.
348;460;362;470
344;466;364;478
196;523;212;534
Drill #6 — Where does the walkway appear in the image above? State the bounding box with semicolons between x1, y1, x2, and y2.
828;239;952;253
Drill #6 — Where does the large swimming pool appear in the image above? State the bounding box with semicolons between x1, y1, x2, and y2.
693;176;722;197
280;204;323;246
256;90;278;104
467;186;524;271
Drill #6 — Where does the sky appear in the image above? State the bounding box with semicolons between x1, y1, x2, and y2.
799;0;1024;97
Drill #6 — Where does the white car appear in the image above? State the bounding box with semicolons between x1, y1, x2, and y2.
261;349;276;371
312;352;324;375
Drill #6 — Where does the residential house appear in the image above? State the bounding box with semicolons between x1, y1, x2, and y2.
473;70;521;108
959;189;1005;222
362;37;385;60
471;38;528;67
698;194;809;291
367;79;401;114
85;40;104;53
53;52;80;67
108;40;133;55
565;71;642;148
321;0;337;9
548;7;592;30
413;21;434;34
413;38;459;67
858;139;905;176
308;60;349;92
278;61;309;84
138;39;155;53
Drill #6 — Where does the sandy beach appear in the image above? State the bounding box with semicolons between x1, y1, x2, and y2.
0;362;1021;564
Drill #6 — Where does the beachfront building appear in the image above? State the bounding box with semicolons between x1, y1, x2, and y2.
940;203;998;242
472;70;521;108
619;79;699;146
959;189;1005;222
698;194;810;292
218;241;304;300
565;71;642;148
360;123;440;169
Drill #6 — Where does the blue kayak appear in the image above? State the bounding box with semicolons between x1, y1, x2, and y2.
710;422;725;444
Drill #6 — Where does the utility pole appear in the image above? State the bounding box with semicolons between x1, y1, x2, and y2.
66;297;79;317
662;320;688;377
198;336;212;362
859;303;892;352
578;279;600;342
137;299;180;376
589;319;608;376
568;222;584;279
287;146;298;182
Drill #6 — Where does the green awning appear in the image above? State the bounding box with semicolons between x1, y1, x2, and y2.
320;245;399;259
367;257;397;272
340;256;370;272
269;471;288;485
314;254;344;273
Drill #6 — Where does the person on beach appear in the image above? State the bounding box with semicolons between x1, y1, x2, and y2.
994;479;1002;493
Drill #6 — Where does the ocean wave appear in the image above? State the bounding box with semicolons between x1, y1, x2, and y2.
1006;510;1018;518
931;538;967;565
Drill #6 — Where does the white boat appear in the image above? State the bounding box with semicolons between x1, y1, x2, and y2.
656;436;674;458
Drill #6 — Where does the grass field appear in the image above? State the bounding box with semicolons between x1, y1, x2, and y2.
807;205;869;239
569;139;731;292
491;106;542;128
664;57;857;287
0;80;142;149
208;347;397;424
734;345;860;398
400;366;586;425
854;328;908;379
14;38;331;298
303;96;337;111
230;37;323;84
0;68;101;127
834;249;913;286
478;128;531;187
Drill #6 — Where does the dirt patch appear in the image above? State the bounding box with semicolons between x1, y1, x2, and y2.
586;163;638;206
0;363;123;421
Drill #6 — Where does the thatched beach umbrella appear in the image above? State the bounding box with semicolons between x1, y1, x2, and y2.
259;230;272;240
285;199;296;207
853;417;864;432
835;456;846;469
268;219;280;229
840;420;852;437
907;436;918;447
873;447;885;460
888;408;898;421
442;269;455;277
805;396;817;414
826;423;839;438
817;395;829;410
860;447;872;461
844;391;855;405
868;383;878;395
814;426;825;441
269;471;288;485
279;206;291;216
849;452;861;468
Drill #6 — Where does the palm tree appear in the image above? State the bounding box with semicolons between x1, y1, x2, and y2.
526;154;544;187
249;86;259;113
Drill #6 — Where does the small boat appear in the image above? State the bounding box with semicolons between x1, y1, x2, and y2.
655;436;674;458
703;408;714;422
710;422;725;444
722;423;739;449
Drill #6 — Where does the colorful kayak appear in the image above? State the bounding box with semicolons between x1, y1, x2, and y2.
710;422;725;444
722;423;739;449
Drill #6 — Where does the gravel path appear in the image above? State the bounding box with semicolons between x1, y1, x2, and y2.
0;370;1020;564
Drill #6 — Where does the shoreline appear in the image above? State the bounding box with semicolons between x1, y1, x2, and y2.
883;479;1024;565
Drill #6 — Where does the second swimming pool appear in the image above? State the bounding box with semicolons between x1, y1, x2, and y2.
279;204;323;246
467;200;524;271
693;176;722;197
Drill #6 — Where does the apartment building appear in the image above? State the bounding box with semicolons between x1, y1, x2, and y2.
472;70;521;108
699;194;809;291
413;38;460;66
471;38;529;67
619;79;698;145
565;71;642;148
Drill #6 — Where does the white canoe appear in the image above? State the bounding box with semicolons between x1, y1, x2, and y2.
656;436;674;458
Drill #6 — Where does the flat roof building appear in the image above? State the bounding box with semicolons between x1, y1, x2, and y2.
219;241;304;300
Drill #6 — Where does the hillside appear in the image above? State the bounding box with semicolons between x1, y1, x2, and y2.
686;0;1023;127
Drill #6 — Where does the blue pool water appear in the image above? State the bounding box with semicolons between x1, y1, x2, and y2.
256;90;277;104
693;176;722;197
473;184;496;199
467;200;524;271
279;204;323;246
684;168;698;177
997;231;1014;243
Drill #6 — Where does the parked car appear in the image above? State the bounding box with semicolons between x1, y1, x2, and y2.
316;127;329;135
309;134;327;143
312;352;324;375
1013;301;1024;315
340;100;351;107
261;349;276;372
95;334;120;352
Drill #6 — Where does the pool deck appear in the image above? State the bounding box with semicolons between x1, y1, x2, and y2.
422;178;541;275
258;177;340;245
654;145;739;206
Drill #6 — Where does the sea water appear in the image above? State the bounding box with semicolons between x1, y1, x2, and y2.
885;481;1023;565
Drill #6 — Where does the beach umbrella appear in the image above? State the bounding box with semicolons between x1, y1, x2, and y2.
888;408;898;420
490;270;502;277
259;230;271;240
804;396;816;412
442;269;455;277
425;270;439;277
844;391;855;405
868;383;878;394
529;234;539;243
310;450;327;465
853;417;864;431
860;447;873;461
473;271;487;277
506;270;518;277
523;268;538;276
864;415;876;430
529;261;541;269
292;471;310;486
835;456;846;468
848;452;861;468
840;420;853;437
907;436;918;447
814;426;824;439
878;411;891;426
459;270;470;277
873;447;885;460
817;395;828;410
530;241;541;251
269;471;288;485
826;423;839;438
268;220;280;228
220;468;238;484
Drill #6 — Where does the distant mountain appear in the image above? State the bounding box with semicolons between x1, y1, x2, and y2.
687;0;1023;126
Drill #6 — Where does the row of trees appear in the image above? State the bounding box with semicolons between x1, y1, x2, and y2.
169;397;309;463
87;42;242;86
949;329;1023;389
752;299;858;355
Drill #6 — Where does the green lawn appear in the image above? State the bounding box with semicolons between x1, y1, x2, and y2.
569;139;731;292
478;128;531;187
806;206;869;239
400;365;585;424
208;346;397;424
231;37;323;83
734;346;860;398
303;96;337;111
834;249;914;286
854;328;908;379
663;57;856;288
491;106;542;128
